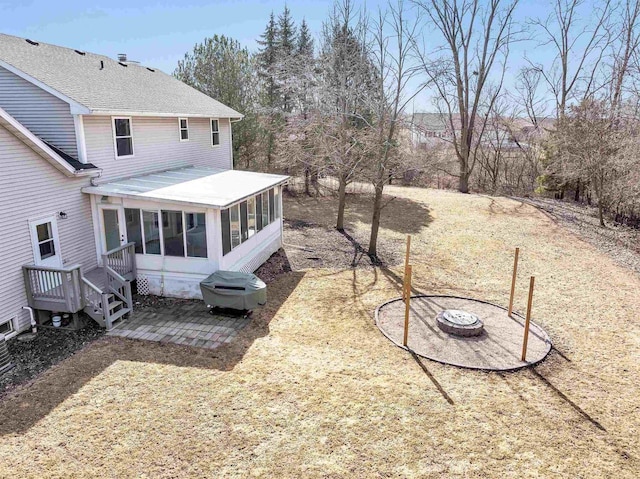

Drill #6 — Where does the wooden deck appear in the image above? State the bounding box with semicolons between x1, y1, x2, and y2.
83;267;107;291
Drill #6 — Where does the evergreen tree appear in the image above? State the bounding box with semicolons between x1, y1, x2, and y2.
276;5;297;113
257;12;279;110
297;18;314;57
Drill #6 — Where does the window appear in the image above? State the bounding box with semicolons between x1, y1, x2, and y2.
240;201;249;243
221;208;231;255
211;119;220;146
274;187;281;219
256;194;263;232
162;210;184;257
179;118;189;141
125;208;143;254
262;192;269;227
247;197;256;238
143;211;161;255
0;319;14;335
113;117;134;157
269;188;275;223
185;213;207;258
36;222;56;259
230;204;240;248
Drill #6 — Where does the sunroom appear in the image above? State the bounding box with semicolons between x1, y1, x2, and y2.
82;166;289;298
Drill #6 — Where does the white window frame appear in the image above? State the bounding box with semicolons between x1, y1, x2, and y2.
0;318;14;336
210;118;220;147
112;116;134;159
178;117;189;142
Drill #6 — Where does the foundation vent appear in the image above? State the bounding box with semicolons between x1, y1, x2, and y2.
136;275;150;296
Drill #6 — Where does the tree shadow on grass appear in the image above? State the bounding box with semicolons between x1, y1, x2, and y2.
0;255;305;436
285;193;433;236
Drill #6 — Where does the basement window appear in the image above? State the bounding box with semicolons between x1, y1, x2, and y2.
0;319;14;335
113;117;134;158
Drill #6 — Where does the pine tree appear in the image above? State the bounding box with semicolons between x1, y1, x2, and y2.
257;12;279;110
276;5;297;113
297;18;314;57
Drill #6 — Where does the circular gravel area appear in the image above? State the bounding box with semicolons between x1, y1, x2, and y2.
376;295;552;371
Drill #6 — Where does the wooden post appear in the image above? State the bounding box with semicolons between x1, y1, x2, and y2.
521;276;535;362
403;235;411;300
508;247;520;318
403;265;412;347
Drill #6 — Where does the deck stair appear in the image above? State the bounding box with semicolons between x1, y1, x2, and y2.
23;243;136;331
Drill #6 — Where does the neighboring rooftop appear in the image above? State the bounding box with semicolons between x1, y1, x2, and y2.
82;167;289;208
0;33;242;119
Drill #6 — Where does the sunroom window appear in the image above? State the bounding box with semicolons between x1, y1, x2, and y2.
113;118;134;157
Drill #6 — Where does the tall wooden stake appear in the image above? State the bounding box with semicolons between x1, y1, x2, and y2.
403;265;412;347
403;235;411;300
521;276;535;362
508;247;520;318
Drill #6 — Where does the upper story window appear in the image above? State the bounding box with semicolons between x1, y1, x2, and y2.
179;118;189;141
211;119;220;147
113;117;134;158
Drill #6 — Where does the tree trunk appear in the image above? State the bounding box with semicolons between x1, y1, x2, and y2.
304;168;310;196
336;178;347;231
574;179;580;202
598;201;605;227
459;169;470;194
368;185;384;258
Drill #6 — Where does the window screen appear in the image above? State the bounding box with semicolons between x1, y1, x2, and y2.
143;211;161;255
162;210;184;257
185;213;207;258
125;208;143;254
221;208;231;255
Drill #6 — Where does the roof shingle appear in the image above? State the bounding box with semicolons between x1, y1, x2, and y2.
0;34;243;119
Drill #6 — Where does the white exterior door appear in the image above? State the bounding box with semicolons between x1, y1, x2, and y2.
99;205;126;254
29;216;62;268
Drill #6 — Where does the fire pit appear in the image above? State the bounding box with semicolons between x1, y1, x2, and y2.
436;309;484;337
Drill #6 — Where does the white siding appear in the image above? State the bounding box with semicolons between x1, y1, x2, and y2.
84;116;233;181
0;126;96;333
0;66;78;157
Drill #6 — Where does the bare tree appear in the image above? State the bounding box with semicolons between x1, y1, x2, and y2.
413;0;519;193
529;0;614;117
318;0;377;230
365;0;424;256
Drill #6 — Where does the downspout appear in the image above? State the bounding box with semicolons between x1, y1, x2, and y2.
22;306;37;333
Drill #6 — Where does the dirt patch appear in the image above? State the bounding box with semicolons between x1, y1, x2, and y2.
0;320;104;398
283;219;403;270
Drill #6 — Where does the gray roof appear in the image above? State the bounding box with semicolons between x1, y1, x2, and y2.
0;34;242;119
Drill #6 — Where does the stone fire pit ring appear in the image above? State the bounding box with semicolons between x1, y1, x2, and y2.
375;295;552;371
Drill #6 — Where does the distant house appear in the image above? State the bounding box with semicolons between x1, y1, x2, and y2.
0;34;288;335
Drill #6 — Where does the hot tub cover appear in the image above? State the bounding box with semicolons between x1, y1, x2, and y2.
200;270;267;310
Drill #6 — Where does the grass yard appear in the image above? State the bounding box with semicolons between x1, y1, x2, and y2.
0;186;638;478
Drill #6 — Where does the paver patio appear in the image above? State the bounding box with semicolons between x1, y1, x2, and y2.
107;302;251;349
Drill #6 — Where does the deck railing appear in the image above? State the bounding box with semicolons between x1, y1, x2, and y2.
23;264;84;313
103;242;136;280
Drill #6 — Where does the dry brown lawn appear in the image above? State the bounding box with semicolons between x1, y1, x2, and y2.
0;186;638;478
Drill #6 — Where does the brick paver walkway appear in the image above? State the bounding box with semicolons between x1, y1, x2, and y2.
107;302;251;349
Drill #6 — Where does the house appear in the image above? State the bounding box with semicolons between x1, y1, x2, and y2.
0;34;288;337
